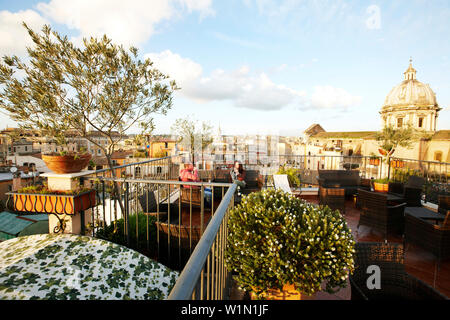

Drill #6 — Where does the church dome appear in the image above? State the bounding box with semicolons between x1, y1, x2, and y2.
382;59;438;111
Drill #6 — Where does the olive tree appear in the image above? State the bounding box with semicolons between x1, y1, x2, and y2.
0;23;177;215
375;125;415;178
171;116;213;167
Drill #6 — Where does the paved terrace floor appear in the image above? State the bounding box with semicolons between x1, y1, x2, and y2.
230;195;450;300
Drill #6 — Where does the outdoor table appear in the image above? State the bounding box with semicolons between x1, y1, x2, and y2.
386;193;406;203
355;190;406;206
405;206;445;224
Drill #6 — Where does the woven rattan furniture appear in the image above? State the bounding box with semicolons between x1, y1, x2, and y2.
404;208;450;264
180;187;203;208
357;189;406;241
317;170;362;196
438;195;450;216
319;186;346;214
388;176;425;207
350;242;448;300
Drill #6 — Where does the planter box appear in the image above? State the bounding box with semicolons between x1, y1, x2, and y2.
390;160;405;169
10;190;96;215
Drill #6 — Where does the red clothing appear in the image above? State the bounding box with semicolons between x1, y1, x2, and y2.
179;168;200;188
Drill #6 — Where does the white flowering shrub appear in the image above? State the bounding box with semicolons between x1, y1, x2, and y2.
225;188;355;297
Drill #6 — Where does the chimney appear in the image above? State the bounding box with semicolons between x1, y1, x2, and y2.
12;175;22;191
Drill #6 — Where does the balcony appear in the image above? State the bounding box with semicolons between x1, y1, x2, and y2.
0;155;448;300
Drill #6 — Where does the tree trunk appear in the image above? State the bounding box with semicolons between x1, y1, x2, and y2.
105;154;126;224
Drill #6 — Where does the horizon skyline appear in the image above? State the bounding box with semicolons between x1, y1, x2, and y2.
0;0;449;136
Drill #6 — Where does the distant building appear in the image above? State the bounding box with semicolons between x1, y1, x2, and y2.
302;60;449;163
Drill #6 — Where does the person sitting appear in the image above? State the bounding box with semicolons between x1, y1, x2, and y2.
230;161;246;190
179;163;212;207
179;163;200;188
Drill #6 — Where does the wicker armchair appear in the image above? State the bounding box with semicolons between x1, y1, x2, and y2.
180;187;203;208
319;186;345;214
357;189;406;241
350;242;448;300
438;195;450;216
388;182;422;207
404;209;450;263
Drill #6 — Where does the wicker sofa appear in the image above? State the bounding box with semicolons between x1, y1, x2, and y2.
404;196;450;263
350;242;448;300
388;176;425;207
357;189;406;241
317;170;368;196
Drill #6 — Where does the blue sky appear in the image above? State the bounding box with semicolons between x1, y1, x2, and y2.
1;0;449;136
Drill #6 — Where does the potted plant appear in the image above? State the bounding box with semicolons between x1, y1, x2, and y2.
9;184;96;215
390;159;405;169
373;178;391;193
369;153;380;166
42;149;92;174
225;189;355;300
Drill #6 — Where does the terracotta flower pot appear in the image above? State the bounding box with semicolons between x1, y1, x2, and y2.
373;182;389;193
390;160;405;169
12;190;96;215
42;153;92;174
250;284;302;300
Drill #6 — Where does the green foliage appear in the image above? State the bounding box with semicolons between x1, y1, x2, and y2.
225;189;355;297
391;168;422;184
95;213;157;257
133;151;148;158
373;178;392;184
276;165;301;187
171;116;213;164
0;23;177;161
16;185;91;195
375;125;415;158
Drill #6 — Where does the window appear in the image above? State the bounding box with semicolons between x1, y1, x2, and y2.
97;149;101;155
135;166;142;178
397;118;403;128
164;142;168;148
418;117;424;128
348;149;353;156
25;146;28;151
434;151;443;162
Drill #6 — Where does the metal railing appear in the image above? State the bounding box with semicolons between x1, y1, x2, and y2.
85;155;181;181
168;183;236;300
75;157;235;273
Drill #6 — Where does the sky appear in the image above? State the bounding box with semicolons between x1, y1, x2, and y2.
0;0;449;136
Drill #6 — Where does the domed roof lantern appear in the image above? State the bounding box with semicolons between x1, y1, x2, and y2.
404;57;417;81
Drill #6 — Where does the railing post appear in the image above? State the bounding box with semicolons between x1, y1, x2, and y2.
125;182;130;246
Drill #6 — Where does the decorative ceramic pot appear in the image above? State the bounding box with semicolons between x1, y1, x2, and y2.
42;153;92;174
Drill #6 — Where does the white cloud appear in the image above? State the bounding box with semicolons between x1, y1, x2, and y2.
310;85;362;109
36;0;214;47
145;50;306;110
0;10;48;56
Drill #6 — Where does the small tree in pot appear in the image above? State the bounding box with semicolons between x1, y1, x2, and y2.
226;189;355;299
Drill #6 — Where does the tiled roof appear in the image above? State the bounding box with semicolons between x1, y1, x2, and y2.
0;211;33;236
310;131;377;139
431;130;450;140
